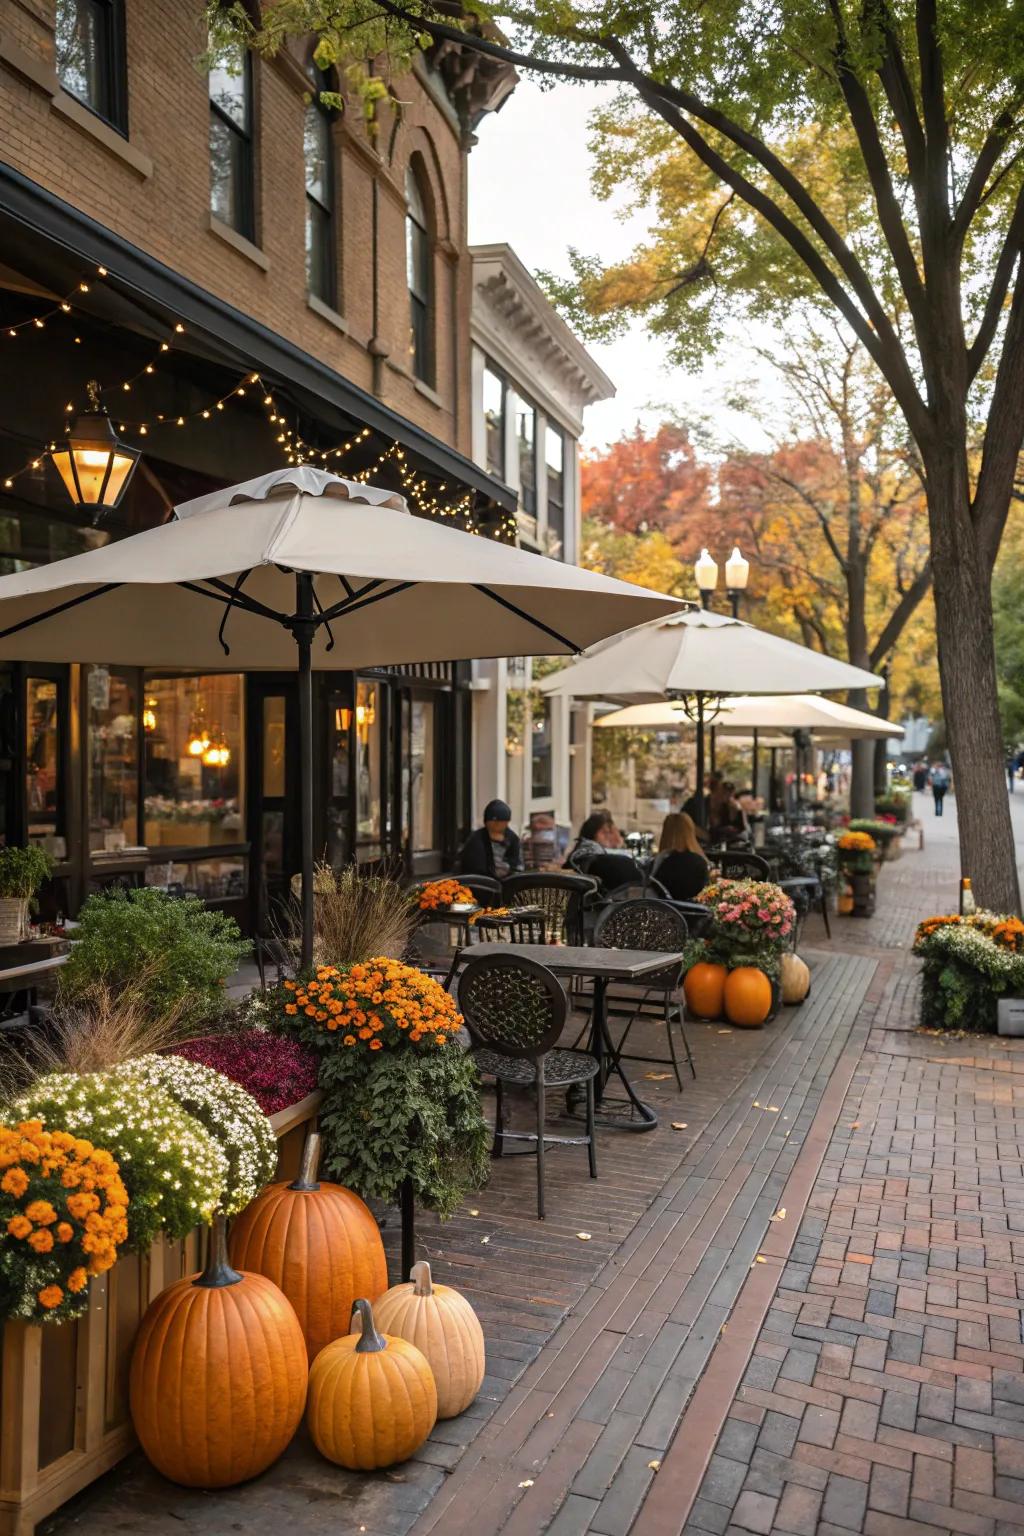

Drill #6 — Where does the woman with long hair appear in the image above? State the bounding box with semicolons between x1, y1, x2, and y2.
652;812;710;901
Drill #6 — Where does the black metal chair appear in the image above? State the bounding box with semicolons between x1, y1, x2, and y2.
716;851;771;881
502;871;597;946
457;952;598;1220
592;899;696;1088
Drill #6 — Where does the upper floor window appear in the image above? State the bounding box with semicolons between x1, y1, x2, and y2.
55;0;127;133
406;165;434;384
545;425;566;552
209;37;254;241
483;363;506;479
304;96;334;305
516;396;537;516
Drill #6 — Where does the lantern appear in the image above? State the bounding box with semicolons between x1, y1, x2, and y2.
50;382;140;521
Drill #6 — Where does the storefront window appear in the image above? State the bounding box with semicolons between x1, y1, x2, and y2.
326;692;351;868
143;675;244;848
87;666;138;852
26;676;63;848
145;856;247;902
408;697;437;855
354;680;382;862
531;694;553;799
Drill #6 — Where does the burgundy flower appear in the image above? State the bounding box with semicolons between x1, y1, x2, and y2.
173;1029;319;1114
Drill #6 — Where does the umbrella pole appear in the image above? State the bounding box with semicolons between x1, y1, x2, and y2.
295;572;316;972
752;728;760;799
695;693;706;828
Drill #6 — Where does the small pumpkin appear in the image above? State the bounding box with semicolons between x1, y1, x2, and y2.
780;952;811;1005
723;966;773;1028
229;1131;388;1363
683;961;728;1020
130;1215;307;1487
307;1298;437;1469
373;1260;484;1418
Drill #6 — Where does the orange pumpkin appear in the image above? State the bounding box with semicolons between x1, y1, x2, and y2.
724;967;773;1028
307;1298;437;1469
130;1216;307;1487
373;1260;484;1418
683;961;728;1019
229;1131;388;1363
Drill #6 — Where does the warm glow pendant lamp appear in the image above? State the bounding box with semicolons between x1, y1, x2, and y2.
50;381;141;521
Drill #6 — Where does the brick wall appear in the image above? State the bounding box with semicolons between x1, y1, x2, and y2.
0;0;472;454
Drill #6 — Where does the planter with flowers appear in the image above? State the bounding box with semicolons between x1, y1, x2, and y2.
0;844;54;945
912;911;1024;1032
682;880;797;1028
835;831;880;915
272;958;490;1218
848;818;902;861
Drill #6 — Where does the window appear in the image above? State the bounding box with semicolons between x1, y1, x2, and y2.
304;95;334;304
516;396;537;515
143;675;244;848
406;165;433;383
353;680;383;862
404;696;437;856
87;666;138;853
55;0;126;133
26;676;65;847
531;695;552;799
483;364;506;479
545;425;566;554
209;37;254;240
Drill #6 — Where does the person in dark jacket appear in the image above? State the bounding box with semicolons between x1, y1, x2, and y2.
565;811;642;889
455;799;523;879
651;812;710;901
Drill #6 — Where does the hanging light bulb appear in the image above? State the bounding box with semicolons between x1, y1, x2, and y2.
49;380;141;522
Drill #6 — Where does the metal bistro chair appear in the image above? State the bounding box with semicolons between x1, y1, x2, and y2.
592;898;696;1089
502;871;597;946
458;952;598;1220
715;850;771;881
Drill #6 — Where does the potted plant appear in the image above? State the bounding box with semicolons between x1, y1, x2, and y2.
688;879;797;1026
0;844;54;943
836;831;878;914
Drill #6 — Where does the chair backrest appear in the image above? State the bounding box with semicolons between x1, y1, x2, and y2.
457;953;567;1058
502;872;597;945
594;897;689;954
717;851;771;881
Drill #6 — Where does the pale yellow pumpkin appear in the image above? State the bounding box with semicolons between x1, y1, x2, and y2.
307;1298;437;1470
373;1260;485;1418
780;953;811;1005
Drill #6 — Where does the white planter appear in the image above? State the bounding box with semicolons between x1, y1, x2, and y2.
997;998;1024;1037
0;898;28;945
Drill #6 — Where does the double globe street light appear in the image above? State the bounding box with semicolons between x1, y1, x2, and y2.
694;545;751;617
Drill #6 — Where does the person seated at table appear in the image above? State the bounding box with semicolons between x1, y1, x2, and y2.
565;811;641;890
681;771;722;830
707;779;748;843
651;813;710;901
455;799;523;879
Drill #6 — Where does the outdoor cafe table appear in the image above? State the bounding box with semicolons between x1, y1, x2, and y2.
448;942;685;1133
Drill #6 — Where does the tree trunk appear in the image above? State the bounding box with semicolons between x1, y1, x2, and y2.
928;474;1020;913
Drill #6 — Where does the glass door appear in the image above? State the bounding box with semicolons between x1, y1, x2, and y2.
246;677;298;934
401;688;442;875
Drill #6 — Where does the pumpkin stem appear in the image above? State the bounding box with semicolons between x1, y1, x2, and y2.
194;1213;243;1289
410;1260;433;1297
289;1130;322;1192
352;1298;387;1353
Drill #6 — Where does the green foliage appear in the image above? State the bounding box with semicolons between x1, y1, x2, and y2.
993;510;1024;748
874;794;910;824
57;889;247;1028
848;818;901;845
10;1071;227;1248
913;917;1024;1031
316;1043;490;1218
0;845;53;900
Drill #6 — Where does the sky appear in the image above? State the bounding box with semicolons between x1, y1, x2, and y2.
468;79;777;456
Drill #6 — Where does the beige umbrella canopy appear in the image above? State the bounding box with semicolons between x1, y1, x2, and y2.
596;694;903;741
0;467;684;961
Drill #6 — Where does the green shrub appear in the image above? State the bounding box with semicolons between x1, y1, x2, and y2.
0;845;53;900
58;888;247;1027
913;916;1024;1031
875;793;910;824
848;818;901;845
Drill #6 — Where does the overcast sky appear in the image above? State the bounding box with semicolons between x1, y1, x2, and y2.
468;79;776;455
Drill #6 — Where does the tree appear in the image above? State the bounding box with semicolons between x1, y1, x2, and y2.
221;0;1024;909
578;517;691;597
580;421;709;540
993;506;1024;751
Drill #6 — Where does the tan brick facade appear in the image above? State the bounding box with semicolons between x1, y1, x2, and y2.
0;0;474;455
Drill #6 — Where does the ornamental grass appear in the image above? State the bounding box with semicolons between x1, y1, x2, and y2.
283;862;418;967
0;1120;129;1323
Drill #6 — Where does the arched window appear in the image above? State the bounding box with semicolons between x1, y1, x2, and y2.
304;82;335;305
405;164;434;385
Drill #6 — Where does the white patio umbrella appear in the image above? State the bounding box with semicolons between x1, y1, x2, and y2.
541;608;883;822
595;694;902;741
0;467;683;963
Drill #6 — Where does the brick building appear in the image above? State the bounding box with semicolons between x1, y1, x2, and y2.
0;0;516;926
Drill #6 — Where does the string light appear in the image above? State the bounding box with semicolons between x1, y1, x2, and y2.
0;265;109;338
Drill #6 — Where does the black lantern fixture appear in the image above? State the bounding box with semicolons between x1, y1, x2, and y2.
50;380;141;522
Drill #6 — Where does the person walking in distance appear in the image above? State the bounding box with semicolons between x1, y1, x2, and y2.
929;760;951;816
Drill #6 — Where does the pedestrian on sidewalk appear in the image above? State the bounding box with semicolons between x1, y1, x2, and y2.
929;760;951;816
1009;753;1019;793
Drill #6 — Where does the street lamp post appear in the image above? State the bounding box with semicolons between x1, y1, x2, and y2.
694;548;718;609
694;545;751;616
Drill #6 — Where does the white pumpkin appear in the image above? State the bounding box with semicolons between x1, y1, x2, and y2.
372;1261;484;1418
780;952;811;1005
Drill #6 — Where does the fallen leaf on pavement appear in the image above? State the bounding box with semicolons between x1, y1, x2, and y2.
755;1254;767;1263
770;1208;787;1221
469;1208;479;1216
671;1122;688;1130
645;1072;673;1081
518;1480;534;1489
577;1232;592;1241
767;1106;780;1112
481;1236;490;1244
648;1460;661;1471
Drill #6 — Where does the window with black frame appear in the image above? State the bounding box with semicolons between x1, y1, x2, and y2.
304;90;335;304
54;0;127;132
406;165;434;384
545;424;566;554
483;363;506;479
209;35;254;240
516;395;537;516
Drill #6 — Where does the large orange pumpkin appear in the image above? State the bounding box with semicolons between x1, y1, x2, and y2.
683;961;728;1019
373;1260;484;1419
229;1131;388;1363
724;967;773;1028
129;1216;307;1487
307;1298;437;1469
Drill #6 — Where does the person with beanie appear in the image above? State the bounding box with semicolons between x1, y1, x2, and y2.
455;799;523;879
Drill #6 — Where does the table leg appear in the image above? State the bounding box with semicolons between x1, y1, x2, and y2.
584;978;658;1132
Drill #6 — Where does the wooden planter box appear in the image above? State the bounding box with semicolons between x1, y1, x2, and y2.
0;1090;322;1536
